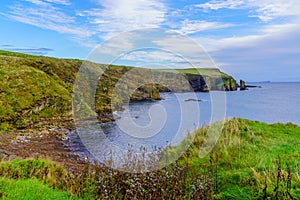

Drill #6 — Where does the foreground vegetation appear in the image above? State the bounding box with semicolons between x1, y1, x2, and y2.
182;118;300;199
0;177;73;199
0;118;299;199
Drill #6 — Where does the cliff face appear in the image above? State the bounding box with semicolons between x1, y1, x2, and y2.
0;50;238;130
185;73;237;92
185;74;209;92
223;77;238;91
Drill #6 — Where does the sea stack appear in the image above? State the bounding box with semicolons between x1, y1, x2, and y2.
240;80;247;90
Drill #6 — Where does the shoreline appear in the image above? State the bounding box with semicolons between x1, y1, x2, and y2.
1;116;299;174
1;118;299;199
0;124;89;175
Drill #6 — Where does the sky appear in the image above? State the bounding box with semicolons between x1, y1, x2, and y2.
1;0;300;81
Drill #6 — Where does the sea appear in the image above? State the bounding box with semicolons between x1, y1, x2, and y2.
69;82;300;163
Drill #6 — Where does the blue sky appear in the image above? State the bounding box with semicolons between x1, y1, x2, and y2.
1;0;300;81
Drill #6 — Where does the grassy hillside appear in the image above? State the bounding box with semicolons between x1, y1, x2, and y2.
0;119;298;199
0;51;80;130
0;50;237;130
176;118;300;199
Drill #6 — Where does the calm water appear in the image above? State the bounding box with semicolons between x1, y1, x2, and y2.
70;82;300;161
225;82;300;125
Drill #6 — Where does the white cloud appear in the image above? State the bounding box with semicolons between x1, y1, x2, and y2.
153;33;208;56
79;0;167;39
195;35;264;52
261;23;300;34
152;33;216;67
44;0;71;5
194;22;300;52
3;3;93;38
177;19;234;35
247;0;300;22
195;0;300;22
122;50;183;63
196;23;300;81
89;29;217;68
120;49;215;69
195;0;244;10
24;0;48;6
95;32;138;57
24;0;70;6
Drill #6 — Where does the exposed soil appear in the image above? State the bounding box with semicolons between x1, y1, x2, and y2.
0;125;89;175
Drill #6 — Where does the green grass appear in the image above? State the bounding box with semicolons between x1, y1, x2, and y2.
0;177;74;200
0;50;29;57
170;68;226;76
177;118;300;199
160;68;234;80
0;59;71;125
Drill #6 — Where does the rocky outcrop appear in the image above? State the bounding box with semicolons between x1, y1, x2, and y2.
185;74;209;92
223;78;237;91
130;86;161;101
149;87;161;101
240;80;247;90
185;74;237;92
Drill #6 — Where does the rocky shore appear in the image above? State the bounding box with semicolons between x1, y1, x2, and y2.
0;122;89;174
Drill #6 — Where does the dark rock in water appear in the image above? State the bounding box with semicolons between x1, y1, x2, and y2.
184;99;203;102
240;80;247;90
246;85;262;88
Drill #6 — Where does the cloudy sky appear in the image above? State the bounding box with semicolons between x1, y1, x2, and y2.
1;0;300;81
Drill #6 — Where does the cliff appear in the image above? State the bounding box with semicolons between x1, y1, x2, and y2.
184;73;237;92
0;50;237;130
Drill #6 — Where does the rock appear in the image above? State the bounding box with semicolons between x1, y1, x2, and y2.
246;85;261;88
186;74;210;92
149;87;161;101
184;99;203;102
240;80;247;90
223;78;238;91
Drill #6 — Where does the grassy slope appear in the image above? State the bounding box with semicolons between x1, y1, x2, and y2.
0;50;237;130
0;51;79;130
179;118;300;199
0;56;72;128
0;159;78;199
